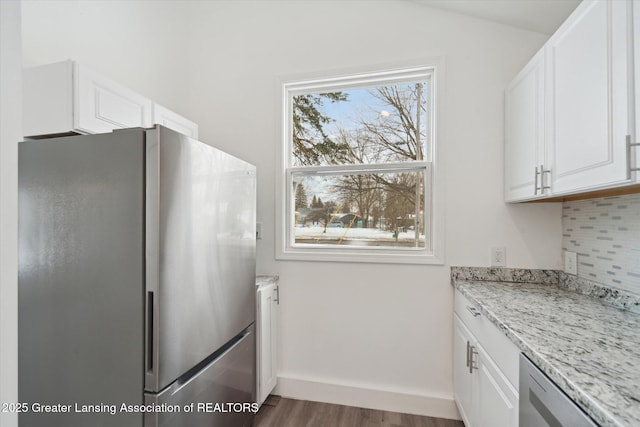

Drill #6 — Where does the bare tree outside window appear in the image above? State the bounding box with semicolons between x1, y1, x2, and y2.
290;80;430;249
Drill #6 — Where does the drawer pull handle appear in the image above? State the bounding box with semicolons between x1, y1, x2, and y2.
466;306;481;317
466;341;470;367
469;345;478;374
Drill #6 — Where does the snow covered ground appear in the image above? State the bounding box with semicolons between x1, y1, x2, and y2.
294;226;425;246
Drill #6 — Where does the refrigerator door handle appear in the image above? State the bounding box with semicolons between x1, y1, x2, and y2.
145;289;159;390
146;291;155;373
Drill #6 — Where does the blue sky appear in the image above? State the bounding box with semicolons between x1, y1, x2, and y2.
316;87;391;134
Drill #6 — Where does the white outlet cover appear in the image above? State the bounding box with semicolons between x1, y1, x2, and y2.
564;251;577;275
491;246;506;267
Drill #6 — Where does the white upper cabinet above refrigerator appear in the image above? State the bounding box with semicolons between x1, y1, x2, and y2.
23;60;198;139
23;60;153;137
152;103;198;139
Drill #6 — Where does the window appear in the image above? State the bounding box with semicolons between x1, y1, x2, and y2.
277;64;443;264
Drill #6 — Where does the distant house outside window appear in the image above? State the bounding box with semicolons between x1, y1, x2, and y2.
276;64;444;264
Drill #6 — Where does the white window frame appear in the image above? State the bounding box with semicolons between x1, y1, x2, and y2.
276;61;445;264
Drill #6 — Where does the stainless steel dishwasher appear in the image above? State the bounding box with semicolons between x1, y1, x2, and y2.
519;354;599;426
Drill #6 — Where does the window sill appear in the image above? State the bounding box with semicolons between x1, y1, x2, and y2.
276;246;444;265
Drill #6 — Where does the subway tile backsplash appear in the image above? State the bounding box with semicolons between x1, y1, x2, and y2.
562;194;640;294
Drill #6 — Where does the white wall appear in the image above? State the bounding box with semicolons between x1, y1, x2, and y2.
186;0;562;418
0;1;21;426
21;0;193;116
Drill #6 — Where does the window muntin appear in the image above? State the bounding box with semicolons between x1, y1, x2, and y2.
280;66;438;263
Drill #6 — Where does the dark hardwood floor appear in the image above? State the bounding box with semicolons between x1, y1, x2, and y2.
254;396;464;427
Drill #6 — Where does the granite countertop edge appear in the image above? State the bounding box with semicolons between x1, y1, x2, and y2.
256;275;279;287
452;266;640;427
454;280;623;427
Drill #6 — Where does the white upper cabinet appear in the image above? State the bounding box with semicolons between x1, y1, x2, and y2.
23;60;153;137
547;0;630;193
152;104;199;139
505;50;546;202
24;60;198;140
505;0;640;201
632;0;640;179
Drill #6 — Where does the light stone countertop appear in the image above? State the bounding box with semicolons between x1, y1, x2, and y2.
454;278;640;427
256;275;278;287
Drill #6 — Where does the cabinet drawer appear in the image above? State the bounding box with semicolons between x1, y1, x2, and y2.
454;289;520;389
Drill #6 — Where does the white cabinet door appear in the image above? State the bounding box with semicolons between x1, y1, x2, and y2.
152;104;199;139
475;345;519;427
548;0;631;193
74;62;152;134
632;0;640;181
256;282;278;406
453;314;474;427
505;50;546;202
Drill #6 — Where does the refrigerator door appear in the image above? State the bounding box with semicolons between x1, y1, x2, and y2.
144;325;256;427
18;130;146;427
145;126;257;392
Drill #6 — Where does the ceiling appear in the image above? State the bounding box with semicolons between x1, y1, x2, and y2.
410;0;582;35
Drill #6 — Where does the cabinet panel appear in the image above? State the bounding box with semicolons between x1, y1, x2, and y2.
23;60;153;138
633;0;640;179
74;63;152;134
23;61;74;137
454;290;520;389
453;315;474;427
257;282;278;406
548;0;630;192
153;104;199;139
505;50;546;201
476;345;518;427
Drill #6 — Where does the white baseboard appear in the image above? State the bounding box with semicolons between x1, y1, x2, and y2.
273;375;461;421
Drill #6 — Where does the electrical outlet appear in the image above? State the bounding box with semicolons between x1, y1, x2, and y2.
256;222;263;240
491;246;506;267
564;251;577;275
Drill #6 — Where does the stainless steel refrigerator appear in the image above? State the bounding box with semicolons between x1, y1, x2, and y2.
18;126;257;427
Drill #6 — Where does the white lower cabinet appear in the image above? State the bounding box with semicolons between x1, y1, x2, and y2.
475;344;518;427
256;280;278;406
453;315;475;426
453;291;519;427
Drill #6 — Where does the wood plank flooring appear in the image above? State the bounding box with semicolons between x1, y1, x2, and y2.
253;396;464;427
